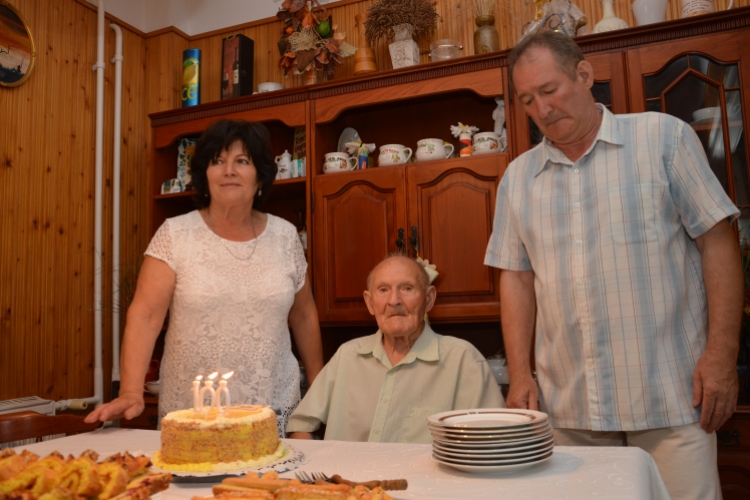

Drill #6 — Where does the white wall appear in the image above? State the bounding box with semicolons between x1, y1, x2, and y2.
88;0;337;35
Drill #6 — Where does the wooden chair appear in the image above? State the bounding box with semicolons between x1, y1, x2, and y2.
0;411;101;444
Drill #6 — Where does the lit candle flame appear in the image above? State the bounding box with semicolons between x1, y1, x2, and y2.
222;371;234;380
195;374;203;381
208;371;219;380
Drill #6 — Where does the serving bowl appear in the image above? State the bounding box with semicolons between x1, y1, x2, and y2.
145;380;160;395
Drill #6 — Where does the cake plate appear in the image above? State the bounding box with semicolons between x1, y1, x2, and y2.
152;443;306;482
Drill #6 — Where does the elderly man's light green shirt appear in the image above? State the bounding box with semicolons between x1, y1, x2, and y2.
286;324;504;443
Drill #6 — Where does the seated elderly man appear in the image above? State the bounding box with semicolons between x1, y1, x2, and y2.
286;255;504;443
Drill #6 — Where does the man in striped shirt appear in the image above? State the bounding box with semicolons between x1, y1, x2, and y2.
484;31;742;499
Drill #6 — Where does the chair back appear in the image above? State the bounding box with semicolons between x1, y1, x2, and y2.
0;411;101;444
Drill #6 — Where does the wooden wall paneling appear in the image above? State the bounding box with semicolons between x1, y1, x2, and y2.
0;0;150;403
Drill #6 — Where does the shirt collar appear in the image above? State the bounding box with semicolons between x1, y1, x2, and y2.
533;103;623;177
357;323;440;368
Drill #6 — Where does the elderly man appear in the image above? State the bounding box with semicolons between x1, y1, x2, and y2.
484;31;743;500
286;255;503;443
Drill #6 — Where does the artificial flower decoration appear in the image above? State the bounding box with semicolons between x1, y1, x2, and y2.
416;256;439;285
277;0;354;79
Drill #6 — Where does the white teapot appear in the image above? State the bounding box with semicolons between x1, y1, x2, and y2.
275;150;292;179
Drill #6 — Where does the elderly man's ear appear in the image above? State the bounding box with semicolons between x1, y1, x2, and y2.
424;286;437;312
577;60;595;90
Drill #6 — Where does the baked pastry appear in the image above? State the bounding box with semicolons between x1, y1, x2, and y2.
153;405;283;472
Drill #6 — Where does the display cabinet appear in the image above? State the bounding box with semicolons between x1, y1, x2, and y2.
309;62;507;324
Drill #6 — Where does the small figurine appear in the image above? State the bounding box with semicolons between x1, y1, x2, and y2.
492;98;508;152
450;122;480;157
346;140;376;170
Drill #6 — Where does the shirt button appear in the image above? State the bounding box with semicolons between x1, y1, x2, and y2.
577;280;583;286
382;398;388;403
374;429;380;435
573;168;580;173
574;202;580;208
576;239;582;245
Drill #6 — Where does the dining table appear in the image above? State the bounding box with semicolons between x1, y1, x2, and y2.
16;428;670;499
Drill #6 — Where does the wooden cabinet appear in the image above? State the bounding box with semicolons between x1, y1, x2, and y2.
718;408;750;500
308;63;507;325
313;155;507;324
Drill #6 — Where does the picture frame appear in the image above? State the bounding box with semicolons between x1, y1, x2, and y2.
0;0;35;87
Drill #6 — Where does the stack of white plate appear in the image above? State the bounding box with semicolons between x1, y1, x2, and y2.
427;408;554;472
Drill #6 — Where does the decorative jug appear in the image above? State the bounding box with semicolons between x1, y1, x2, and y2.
275;150;292;179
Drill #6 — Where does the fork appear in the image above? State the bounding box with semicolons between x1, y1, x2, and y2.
294;471;314;484
311;472;331;482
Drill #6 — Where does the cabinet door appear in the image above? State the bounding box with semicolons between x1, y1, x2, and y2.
313;167;407;324
511;52;628;154
406;155;508;321
627;32;750;220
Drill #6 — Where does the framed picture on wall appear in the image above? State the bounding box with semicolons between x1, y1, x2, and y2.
0;0;35;87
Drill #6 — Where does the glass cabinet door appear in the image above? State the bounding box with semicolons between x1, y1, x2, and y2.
643;54;747;205
628;31;750;303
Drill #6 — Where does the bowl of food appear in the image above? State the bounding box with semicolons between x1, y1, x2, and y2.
145;380;160;396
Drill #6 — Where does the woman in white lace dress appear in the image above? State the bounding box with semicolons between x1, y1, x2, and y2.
86;120;324;434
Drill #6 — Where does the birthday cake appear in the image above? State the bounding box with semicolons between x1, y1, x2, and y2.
152;404;284;472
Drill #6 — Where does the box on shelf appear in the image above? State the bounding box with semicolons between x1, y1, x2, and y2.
221;34;254;100
292;127;306;160
291;158;306;178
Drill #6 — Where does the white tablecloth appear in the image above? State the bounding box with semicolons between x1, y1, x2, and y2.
17;429;670;499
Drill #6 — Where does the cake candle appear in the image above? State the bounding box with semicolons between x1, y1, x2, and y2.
192;374;203;413
200;372;218;416
215;371;234;415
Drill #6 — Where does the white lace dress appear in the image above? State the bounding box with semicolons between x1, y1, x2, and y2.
144;210;306;435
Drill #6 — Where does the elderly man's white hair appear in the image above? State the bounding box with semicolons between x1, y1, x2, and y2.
365;254;431;291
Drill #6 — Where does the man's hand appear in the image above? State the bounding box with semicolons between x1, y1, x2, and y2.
84;393;145;423
692;349;738;433
505;375;539;410
288;432;314;440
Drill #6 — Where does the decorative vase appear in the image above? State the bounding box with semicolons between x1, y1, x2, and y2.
303;70;317;86
632;0;667;26
593;0;629;33
354;12;377;75
389;23;420;69
473;15;499;54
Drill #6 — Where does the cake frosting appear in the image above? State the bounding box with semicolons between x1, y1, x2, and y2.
152;404;284;472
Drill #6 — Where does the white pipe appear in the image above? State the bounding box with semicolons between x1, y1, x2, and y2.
91;0;105;406
110;22;123;386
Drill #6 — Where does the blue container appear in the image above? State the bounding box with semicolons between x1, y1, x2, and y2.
181;48;201;107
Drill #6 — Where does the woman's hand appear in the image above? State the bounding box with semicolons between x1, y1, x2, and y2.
84;392;145;423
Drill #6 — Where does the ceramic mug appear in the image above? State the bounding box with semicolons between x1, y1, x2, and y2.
378;144;412;166
258;82;284;92
416;138;455;161
324;152;357;173
472;132;500;155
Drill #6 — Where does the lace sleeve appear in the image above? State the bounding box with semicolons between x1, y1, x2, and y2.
144;219;176;271
289;225;307;293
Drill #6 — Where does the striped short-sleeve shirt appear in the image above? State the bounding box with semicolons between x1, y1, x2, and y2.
484;105;739;431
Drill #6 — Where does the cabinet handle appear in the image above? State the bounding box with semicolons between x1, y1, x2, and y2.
409;226;418;257
396;228;405;254
148;414;158;428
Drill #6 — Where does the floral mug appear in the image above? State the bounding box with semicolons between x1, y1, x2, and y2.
378;144;412;166
416;138;455;161
472;132;500;155
324;152;357;173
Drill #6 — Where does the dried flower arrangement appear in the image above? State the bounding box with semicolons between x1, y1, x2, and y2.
277;0;353;79
364;0;440;46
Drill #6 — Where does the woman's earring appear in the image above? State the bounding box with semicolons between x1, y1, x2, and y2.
258;189;262;197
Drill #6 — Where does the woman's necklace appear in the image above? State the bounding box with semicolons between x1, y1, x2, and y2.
206;209;258;261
